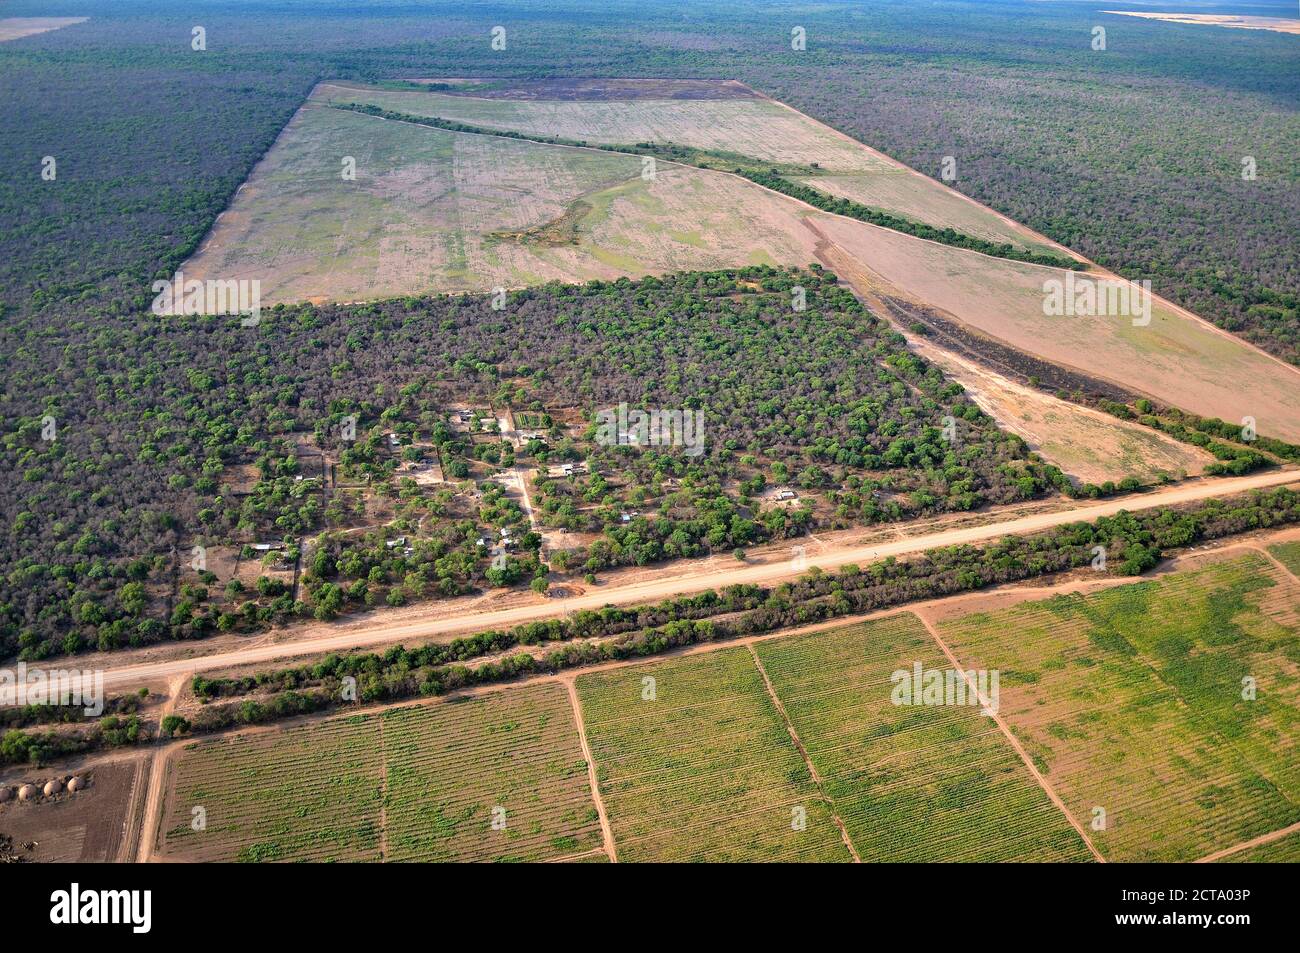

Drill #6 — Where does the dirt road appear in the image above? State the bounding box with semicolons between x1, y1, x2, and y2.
71;469;1298;693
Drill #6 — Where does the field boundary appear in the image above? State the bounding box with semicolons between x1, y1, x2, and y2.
1194;820;1300;863
565;677;618;863
747;644;861;862
915;614;1107;863
1253;544;1300;584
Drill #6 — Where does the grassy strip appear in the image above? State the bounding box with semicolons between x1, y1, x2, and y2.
328;102;1083;270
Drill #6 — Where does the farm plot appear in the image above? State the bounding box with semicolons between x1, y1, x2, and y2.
1216;830;1300;863
814;212;1300;443
380;683;603;863
791;172;1060;257
0;759;143;863
755;614;1094;862
181;102;820;304
157;685;603;862
316;80;1060;254
1267;540;1300;578
576;648;853;862
159;714;384;862
937;552;1300;862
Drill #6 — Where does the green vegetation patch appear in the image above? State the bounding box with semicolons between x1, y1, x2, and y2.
577;647;853;862
755;614;1094;862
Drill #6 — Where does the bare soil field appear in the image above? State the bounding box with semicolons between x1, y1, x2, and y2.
182;103;819;304
0;17;87;42
812;212;1300;443
410;77;763;100
915;343;1213;484
1102;12;1300;35
316;80;1064;253
0;757;146;862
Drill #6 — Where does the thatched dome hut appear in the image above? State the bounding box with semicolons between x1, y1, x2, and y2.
43;778;63;797
17;784;38;801
67;776;85;793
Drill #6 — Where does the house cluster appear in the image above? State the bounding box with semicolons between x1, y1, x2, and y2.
477;528;516;552
385;536;415;557
546;461;588;479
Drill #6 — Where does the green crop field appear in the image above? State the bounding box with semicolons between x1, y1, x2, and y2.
1216;830;1300;863
1267;541;1300;578
938;552;1300;862
755;614;1094;861
380;684;603;862
158;683;605;862
159;713;384;862
576;647;853;862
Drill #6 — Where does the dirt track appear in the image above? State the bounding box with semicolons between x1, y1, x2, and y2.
67;469;1298;694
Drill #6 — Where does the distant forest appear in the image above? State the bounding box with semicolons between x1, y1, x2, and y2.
2;0;1295;356
0;0;1296;661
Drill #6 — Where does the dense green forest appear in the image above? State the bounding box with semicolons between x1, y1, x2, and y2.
0;266;1065;661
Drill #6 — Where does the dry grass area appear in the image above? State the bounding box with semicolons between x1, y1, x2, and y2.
182;103;819;304
315;80;1061;252
318;81;886;171
813;212;1300;443
793;172;1060;257
0;17;87;42
920;345;1213;484
1102;12;1300;35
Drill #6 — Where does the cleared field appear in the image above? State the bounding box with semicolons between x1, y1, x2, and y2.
814;212;1300;443
792;172;1059;257
1102;12;1300;36
315;80;1060;252
183;104;817;304
0;17;87;42
755;614;1093;861
937;552;1300;862
576;648;853;862
157;683;603;862
318;81;888;171
908;340;1212;485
